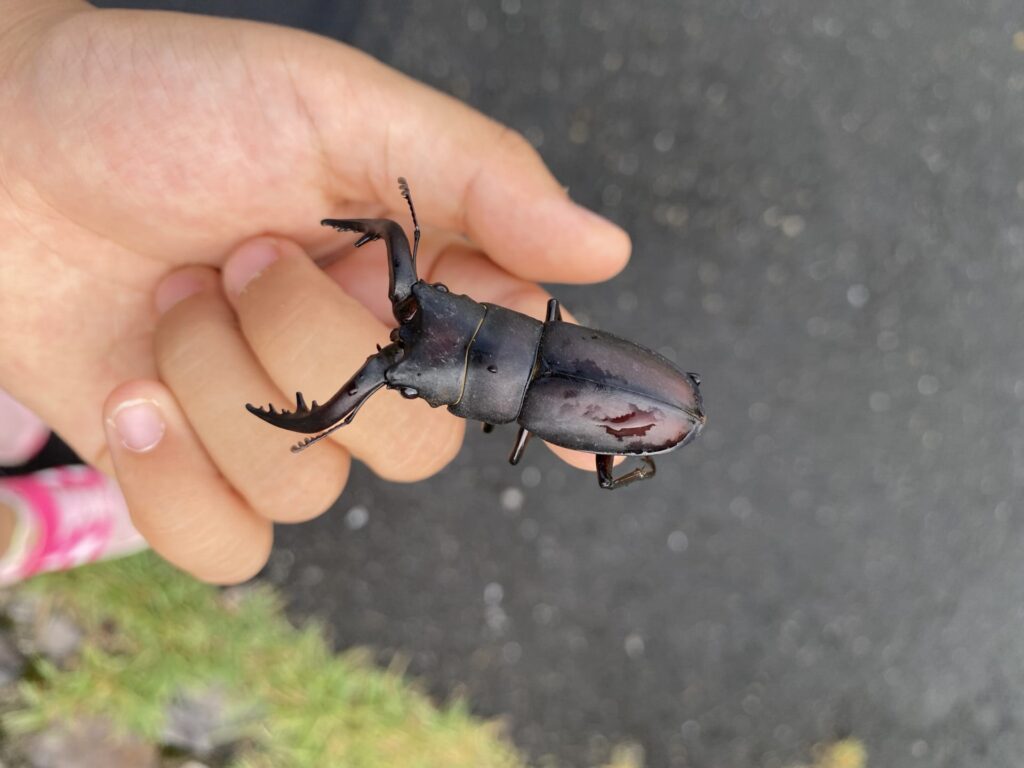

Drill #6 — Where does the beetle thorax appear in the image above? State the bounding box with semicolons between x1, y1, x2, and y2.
385;282;485;407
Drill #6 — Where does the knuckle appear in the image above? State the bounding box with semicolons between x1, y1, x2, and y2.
196;525;274;586
139;501;273;586
253;453;349;523
491;125;539;165
371;408;465;483
154;295;231;378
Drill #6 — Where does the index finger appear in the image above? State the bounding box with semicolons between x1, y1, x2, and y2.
281;31;632;284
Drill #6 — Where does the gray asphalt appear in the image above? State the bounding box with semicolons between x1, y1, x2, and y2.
102;1;1024;765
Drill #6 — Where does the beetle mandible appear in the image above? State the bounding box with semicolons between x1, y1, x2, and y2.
246;178;705;489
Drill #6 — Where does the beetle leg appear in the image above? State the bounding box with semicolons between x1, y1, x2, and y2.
596;454;656;490
508;426;532;465
246;343;403;453
545;298;562;322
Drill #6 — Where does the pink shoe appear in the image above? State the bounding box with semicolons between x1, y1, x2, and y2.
0;389;50;466
0;466;148;585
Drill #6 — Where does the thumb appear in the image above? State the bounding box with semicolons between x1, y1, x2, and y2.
275;28;631;283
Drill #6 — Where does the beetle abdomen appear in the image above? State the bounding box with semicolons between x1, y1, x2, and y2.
518;322;704;455
449;304;543;423
520;379;698;454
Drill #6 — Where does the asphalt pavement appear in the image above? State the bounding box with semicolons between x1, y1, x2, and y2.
98;1;1024;765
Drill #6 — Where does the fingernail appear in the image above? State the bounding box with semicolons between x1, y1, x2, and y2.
155;271;206;314
108;399;165;453
223;238;279;297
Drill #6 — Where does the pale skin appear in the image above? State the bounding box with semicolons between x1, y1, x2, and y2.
0;1;631;583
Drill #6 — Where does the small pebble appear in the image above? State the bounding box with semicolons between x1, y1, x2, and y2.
502;641;522;663
847;284;870;308
667;530;689;552
0;630;26;686
917;375;939;395
24;717;157;768
501;487;524;511
34;613;83;664
780;215;805;237
653;129;675;152
345;505;369;530
521;466;542;488
161;686;246;758
624;633;645;658
484;582;504;604
869;392;891;412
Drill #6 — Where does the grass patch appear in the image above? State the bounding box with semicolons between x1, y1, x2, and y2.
1;550;858;768
4;552;524;767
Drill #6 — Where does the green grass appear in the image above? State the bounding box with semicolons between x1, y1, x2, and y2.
4;552;525;768
3;551;860;768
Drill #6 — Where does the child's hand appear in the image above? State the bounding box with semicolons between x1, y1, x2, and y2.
0;3;630;582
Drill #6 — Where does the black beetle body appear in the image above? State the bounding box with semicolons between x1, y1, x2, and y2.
247;179;705;489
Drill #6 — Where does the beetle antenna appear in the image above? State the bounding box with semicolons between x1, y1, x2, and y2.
398;177;420;264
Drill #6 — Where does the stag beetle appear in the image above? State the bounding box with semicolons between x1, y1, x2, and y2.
246;179;705;489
